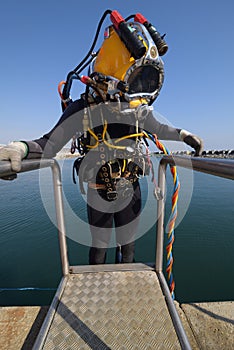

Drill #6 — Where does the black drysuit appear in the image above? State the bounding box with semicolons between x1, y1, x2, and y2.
23;99;182;264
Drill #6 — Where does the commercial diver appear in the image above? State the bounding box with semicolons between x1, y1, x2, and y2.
0;9;203;264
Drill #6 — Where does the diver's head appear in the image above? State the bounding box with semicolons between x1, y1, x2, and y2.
90;11;167;105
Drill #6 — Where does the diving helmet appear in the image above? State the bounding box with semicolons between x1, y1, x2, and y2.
90;11;166;105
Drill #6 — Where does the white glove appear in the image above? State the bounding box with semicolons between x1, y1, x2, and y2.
180;129;203;156
0;142;28;172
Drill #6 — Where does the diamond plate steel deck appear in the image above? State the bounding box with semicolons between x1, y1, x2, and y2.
40;264;181;349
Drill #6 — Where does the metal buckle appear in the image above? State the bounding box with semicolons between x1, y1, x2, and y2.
106;190;118;201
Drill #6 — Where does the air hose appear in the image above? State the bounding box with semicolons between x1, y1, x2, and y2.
144;131;180;299
60;9;112;109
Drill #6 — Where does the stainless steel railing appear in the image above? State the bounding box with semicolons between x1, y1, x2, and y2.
154;155;234;350
161;155;234;180
0;159;69;276
155;155;234;274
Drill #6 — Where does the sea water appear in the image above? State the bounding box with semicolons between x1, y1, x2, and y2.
0;158;233;306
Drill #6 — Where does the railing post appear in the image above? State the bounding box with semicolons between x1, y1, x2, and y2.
51;160;69;276
155;160;167;272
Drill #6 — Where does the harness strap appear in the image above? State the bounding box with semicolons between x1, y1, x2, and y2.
99;163;118;201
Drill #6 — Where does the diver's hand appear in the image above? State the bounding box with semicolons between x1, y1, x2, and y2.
180;130;203;156
0;142;28;172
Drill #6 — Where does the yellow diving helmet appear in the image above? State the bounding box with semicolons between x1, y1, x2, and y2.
90;10;166;105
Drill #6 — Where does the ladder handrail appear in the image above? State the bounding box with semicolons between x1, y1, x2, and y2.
0;159;69;276
155;155;234;349
160;155;234;180
156;154;234;273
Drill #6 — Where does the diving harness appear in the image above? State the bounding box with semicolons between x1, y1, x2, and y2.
71;102;153;201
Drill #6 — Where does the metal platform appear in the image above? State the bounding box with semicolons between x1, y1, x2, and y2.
33;264;182;350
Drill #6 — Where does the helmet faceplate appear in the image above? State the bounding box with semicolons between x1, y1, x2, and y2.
91;22;164;104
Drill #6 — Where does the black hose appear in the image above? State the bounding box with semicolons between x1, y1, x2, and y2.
62;9;112;101
76;57;94;76
124;14;135;22
73;9;112;73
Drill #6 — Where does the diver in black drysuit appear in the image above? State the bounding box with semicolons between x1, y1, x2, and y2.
0;10;203;264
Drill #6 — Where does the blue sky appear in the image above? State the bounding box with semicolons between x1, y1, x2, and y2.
0;0;233;149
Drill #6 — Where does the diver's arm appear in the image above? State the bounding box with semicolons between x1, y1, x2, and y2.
144;112;181;141
144;111;203;155
0;99;86;172
24;99;85;159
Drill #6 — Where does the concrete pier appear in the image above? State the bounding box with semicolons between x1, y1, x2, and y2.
0;301;233;349
176;301;234;350
0;306;48;350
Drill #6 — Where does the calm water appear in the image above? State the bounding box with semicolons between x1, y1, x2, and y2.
0;158;233;306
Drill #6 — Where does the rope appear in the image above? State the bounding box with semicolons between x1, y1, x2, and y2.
144;132;180;299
